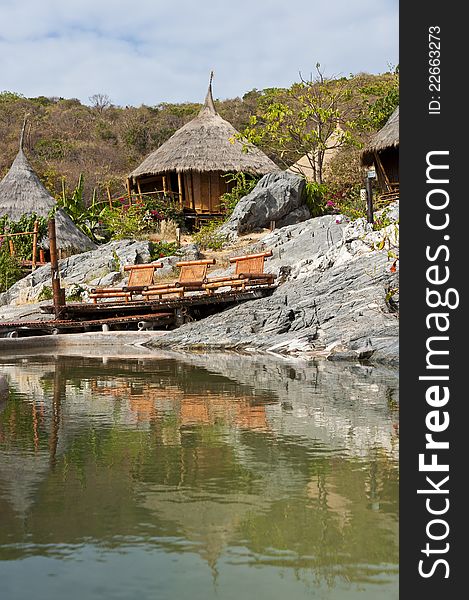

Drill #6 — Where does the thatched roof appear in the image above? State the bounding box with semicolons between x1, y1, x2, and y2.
129;79;278;180
0;131;95;252
361;106;399;166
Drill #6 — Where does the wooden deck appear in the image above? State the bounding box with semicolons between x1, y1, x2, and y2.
0;287;275;336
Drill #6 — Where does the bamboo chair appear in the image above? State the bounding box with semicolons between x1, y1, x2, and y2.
89;262;163;303
142;259;215;300
203;251;275;294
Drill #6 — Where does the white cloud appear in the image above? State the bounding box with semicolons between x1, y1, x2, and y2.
0;0;398;105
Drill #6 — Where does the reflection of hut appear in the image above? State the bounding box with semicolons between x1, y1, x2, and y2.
361;106;399;193
0;123;96;255
127;75;278;220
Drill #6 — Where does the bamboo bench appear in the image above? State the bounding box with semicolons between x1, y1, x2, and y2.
89;262;163;303
203;251;275;294
142;259;216;300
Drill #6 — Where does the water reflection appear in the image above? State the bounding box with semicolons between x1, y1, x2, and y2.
0;354;398;599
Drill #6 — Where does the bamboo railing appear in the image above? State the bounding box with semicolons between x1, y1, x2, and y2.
0;220;46;269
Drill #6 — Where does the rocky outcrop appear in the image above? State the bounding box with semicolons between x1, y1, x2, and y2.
148;212;399;365
0;239;200;306
219;171;309;238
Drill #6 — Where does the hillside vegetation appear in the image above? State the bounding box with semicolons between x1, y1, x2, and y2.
0;69;398;205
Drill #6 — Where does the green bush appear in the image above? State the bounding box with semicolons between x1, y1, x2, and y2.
149;241;179;259
38;285;53;301
0;245;23;292
192;220;226;250
221;172;259;215
324;183;367;220
304;181;328;217
0;214;48;260
100;195;184;241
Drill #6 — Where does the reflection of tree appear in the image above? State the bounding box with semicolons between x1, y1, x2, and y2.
0;355;398;587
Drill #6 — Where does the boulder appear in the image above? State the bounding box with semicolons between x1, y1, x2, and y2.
219;171;308;238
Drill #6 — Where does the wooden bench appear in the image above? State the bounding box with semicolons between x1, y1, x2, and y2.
89;262;163;303
142;259;215;300
203;251;275;294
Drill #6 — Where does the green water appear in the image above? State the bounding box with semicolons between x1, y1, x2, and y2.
0;353;398;599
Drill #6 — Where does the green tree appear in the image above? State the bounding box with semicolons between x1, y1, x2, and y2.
239;66;359;184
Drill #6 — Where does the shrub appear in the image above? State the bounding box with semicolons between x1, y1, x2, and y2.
324;183;367;220
304;181;328;217
100;195;185;240
38;285;53;301
192;220;226;250
149;241;179;260
0;244;23;292
221;172;259;215
0;214;48;260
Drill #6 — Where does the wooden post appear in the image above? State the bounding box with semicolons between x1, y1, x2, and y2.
39;249;46;263
176;227;181;248
32;220;39;270
177;172;183;209
48;219;65;319
365;176;374;224
162;175;167;195
107;186;112;208
126;178;132;204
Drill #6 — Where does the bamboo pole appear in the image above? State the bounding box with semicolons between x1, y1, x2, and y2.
177;172;183;209
1;230;37;238
48;219;65;319
162;175;167;195
32;220;38;270
9;239;14;256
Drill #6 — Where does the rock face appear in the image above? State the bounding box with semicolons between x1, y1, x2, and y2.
0;240;200;306
219;171;309;238
148;212;399;365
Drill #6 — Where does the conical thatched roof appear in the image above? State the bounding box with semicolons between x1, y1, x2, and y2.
129;79;278;179
0;133;95;252
361;106;399;166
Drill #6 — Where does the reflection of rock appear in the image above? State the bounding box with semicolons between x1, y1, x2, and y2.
160;352;399;458
0;450;50;518
0;353;398;581
0;374;8;410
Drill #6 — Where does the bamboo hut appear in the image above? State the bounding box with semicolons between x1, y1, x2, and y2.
0;124;96;255
128;76;278;220
361;106;399;192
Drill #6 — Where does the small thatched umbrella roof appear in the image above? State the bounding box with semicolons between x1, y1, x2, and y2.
0;123;95;252
361;106;399;166
129;77;278;180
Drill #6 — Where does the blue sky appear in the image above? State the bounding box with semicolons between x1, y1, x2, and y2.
0;0;398;106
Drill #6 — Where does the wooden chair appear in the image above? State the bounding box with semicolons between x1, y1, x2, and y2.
203;251;275;294
89;262;163;303
142;259;215;300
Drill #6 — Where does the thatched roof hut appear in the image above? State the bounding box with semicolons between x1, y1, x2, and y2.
128;76;278;217
0;126;95;254
361;106;399;192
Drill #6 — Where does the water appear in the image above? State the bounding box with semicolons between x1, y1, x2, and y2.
0;352;399;599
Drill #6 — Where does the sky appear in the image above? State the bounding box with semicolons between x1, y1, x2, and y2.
0;0;398;107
